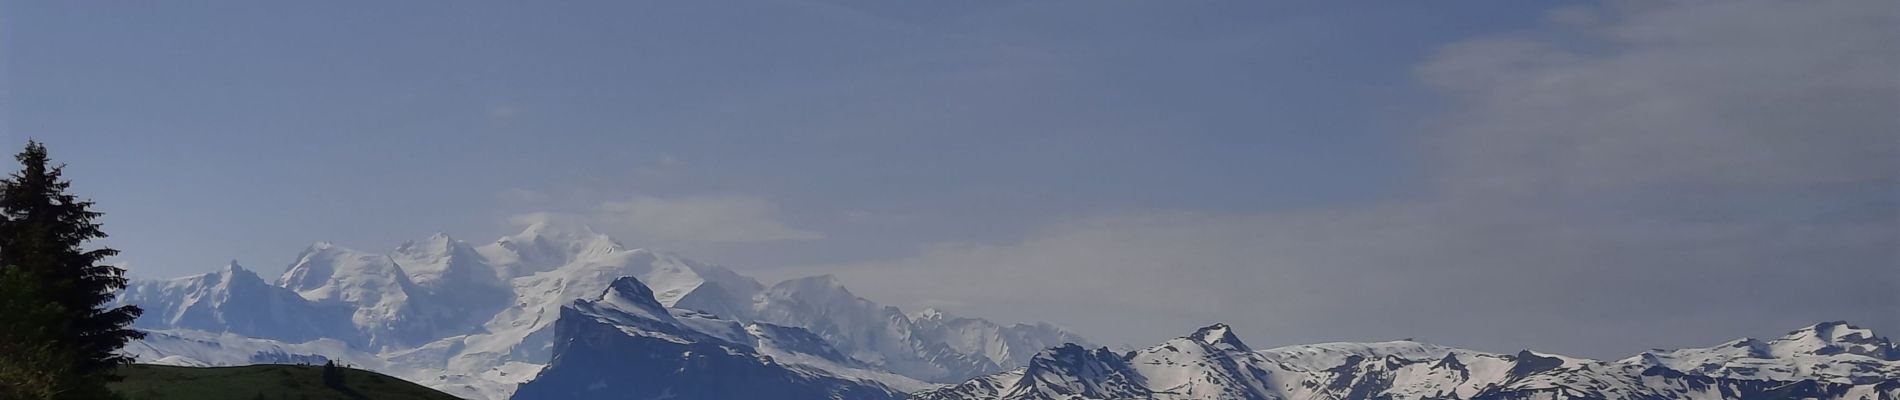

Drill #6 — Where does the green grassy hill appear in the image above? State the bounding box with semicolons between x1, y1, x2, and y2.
109;364;462;400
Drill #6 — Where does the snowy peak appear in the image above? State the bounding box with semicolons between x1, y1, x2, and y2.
557;276;710;349
756;274;881;325
517;218;603;241
1774;321;1895;360
462;245;766;371
907;310;1091;379
1621;320;1900;385
671;280;750;320
391;233;471;270
753;273;1091;383
118;262;359;345
1011;343;1145;399
391;232;502;291
518;273;907;400
635;250;759;309
769;274;852;298
393;232;456;257
757;274;886;319
1024;344;1126;373
284;243;385;285
595;276;674;323
574;233;622;259
911;307;950;322
211;260;263;288
478;219;623;277
516;289;905;400
1506;350;1568;376
1187;323;1250;353
273;242;434;349
278;242;414;302
219;259;248;274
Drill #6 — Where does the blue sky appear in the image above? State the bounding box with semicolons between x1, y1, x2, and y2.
3;1;1893;357
1;1;1523;272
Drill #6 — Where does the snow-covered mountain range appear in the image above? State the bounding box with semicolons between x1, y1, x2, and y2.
112;221;1896;399
916;322;1900;400
115;222;1087;400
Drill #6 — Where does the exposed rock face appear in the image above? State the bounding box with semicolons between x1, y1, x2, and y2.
510;277;905;400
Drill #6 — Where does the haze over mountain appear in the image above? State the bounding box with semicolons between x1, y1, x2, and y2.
117;222;1086;399
119;235;1900;399
110;218;1898;399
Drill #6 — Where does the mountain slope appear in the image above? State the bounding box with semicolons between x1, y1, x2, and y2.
279;242;432;349
392;233;514;334
510;277;906;400
109;364;461;400
386;245;775;399
754;275;1086;382
1624;321;1899;384
120;329;386;370
118;262;358;344
911;308;1090;380
749;322;943;393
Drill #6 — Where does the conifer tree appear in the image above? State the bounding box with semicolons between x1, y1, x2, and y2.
0;265;80;398
0;141;143;385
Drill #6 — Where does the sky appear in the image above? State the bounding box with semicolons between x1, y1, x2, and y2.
2;1;1894;359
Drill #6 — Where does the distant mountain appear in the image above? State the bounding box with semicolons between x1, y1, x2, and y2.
392;233;516;341
909;307;1090;381
917;322;1900;400
118;220;1892;400
511;277;906;400
115;221;1085;399
758;275;1013;382
278;242;440;349
1624;321;1899;384
119;262;359;344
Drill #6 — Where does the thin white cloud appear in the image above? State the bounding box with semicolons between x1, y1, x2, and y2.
511;195;823;246
506;211;588;228
801;203;1895;355
1419;2;1898;195
595;195;823;243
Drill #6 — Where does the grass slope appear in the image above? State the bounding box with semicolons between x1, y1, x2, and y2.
109;364;462;400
